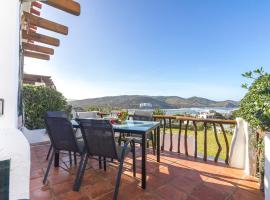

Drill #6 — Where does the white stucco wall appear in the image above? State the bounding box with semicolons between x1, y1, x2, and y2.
0;0;20;129
0;1;31;199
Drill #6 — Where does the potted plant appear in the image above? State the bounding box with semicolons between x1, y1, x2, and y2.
116;110;129;124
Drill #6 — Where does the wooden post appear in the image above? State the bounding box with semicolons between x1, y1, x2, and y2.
204;122;207;161
220;123;229;164
169;118;173;151
177;120;182;153
184;120;189;156
213;123;222;162
193;121;198;158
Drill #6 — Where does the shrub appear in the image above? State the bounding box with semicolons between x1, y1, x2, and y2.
238;68;270;189
23;85;68;129
153;108;166;115
239;69;270;131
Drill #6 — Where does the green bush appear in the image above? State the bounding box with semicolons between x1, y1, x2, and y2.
239;68;270;131
238;68;270;189
23;85;68;129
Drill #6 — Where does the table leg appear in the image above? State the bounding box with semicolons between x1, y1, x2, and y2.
54;151;59;167
141;133;146;189
157;126;160;162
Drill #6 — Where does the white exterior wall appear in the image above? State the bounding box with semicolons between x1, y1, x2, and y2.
0;0;20;129
0;1;30;199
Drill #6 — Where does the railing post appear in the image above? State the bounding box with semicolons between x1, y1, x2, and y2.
203;122;207;161
213;123;222;162
193;121;197;158
220;123;229;165
169;118;173;152
177;120;182;153
184;120;189;156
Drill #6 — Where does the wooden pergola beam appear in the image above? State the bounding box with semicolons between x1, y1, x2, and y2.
22;30;60;47
31;2;42;9
24;12;68;35
43;0;81;16
24;50;50;60
22;42;54;55
30;8;41;16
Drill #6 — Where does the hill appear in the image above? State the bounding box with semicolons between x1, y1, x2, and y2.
69;95;239;109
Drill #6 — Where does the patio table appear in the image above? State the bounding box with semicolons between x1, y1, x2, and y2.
113;120;160;189
54;119;160;189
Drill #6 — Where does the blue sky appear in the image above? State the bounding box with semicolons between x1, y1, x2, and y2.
24;0;270;101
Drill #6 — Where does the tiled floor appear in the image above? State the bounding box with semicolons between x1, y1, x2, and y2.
30;143;264;200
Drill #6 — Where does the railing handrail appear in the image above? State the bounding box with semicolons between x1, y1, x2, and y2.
96;112;236;124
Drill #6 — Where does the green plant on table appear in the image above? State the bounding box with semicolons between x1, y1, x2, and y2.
116;110;129;124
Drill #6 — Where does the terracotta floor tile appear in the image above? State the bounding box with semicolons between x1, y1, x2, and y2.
30;187;52;200
156;184;188;200
55;191;90;200
191;185;228;200
231;188;264;200
80;178;114;199
29;144;264;200
170;176;202;194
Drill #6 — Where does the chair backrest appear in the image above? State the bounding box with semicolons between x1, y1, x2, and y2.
77;111;99;119
133;110;153;121
78;119;118;159
45;111;80;152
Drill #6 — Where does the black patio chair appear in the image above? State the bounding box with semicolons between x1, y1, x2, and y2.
43;112;85;184
119;110;156;154
73;119;136;200
45;112;80;165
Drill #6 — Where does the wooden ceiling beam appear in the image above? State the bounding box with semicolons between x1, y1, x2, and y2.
22;42;54;55
43;0;81;16
29;24;37;30
31;2;42;9
22;30;60;47
30;8;41;16
24;50;50;60
24;12;68;35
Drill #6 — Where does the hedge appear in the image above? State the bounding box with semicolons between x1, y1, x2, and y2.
23;85;68;129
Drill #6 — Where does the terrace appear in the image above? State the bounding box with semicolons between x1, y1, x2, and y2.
30;140;262;200
29;115;263;200
0;1;267;200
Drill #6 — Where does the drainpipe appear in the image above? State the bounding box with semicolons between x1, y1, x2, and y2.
0;0;30;199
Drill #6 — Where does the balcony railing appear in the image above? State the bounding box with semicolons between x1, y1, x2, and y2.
152;115;236;165
97;112;236;165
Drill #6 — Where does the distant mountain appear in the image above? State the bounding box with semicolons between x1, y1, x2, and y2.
69;95;239;109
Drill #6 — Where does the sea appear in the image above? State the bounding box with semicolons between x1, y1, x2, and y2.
128;107;237;115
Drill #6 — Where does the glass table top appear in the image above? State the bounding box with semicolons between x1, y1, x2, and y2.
72;119;160;134
112;120;160;133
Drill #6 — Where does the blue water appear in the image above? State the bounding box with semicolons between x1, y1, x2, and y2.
128;107;237;115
